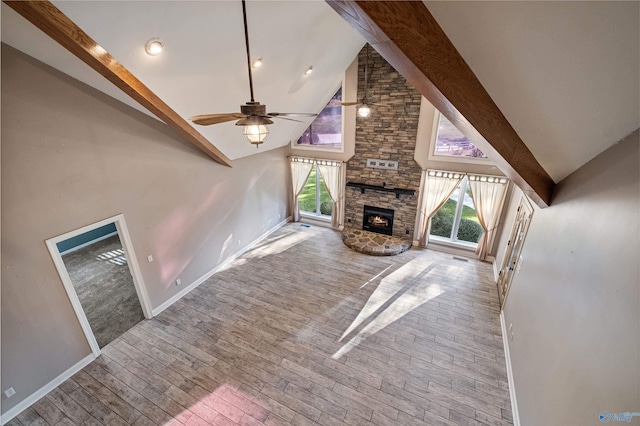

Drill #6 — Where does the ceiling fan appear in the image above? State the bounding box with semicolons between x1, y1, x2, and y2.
334;44;375;118
190;0;317;147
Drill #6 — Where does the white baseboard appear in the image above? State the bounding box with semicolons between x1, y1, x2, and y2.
1;354;95;425
500;311;521;426
151;218;289;317
425;242;476;259
299;215;332;229
493;260;499;282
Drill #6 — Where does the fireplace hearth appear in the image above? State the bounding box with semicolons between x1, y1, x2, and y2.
363;205;394;236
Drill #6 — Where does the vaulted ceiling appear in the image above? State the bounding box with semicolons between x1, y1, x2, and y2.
425;1;639;183
2;1;638;193
1;1;366;161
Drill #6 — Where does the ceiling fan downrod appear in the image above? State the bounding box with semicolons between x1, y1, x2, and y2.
189;0;317;147
242;0;255;104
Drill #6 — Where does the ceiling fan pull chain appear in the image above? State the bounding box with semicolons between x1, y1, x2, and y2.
241;0;255;103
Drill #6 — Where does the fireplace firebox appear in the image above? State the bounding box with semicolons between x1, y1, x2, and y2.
363;205;394;236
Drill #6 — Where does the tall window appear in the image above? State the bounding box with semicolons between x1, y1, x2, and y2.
430;176;483;246
298;164;334;218
294;87;342;150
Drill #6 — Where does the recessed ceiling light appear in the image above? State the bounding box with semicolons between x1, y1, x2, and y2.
145;38;163;56
252;57;263;68
304;66;313;76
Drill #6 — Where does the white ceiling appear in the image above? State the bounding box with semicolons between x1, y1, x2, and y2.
1;1;365;160
2;1;638;181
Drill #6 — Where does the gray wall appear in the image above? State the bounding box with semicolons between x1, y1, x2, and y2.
500;130;639;424
1;45;289;414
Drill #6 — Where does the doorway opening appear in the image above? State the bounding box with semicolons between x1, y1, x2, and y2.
46;214;152;356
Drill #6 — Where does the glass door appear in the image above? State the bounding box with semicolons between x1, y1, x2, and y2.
497;197;533;307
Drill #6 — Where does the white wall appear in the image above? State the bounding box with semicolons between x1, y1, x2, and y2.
1;45;289;414
501;130;639;424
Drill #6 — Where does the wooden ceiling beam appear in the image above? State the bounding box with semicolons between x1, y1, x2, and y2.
4;0;233;167
327;1;555;207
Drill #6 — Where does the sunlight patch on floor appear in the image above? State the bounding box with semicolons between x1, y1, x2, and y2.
96;248;128;265
243;228;314;259
360;264;394;289
292;264;395;343
333;259;444;359
219;227;315;272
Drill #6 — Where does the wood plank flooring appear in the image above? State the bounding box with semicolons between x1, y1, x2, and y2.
8;224;513;426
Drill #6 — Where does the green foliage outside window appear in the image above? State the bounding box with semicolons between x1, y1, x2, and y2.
430;199;483;243
298;166;334;216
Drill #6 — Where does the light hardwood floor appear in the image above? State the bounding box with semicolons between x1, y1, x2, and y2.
8;224;513;426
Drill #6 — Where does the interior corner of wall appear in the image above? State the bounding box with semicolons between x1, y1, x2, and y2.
414;96;437;169
342;54;358;162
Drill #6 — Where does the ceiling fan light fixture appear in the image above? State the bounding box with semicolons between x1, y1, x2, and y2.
304;66;313;76
144;38;163;56
252;57;263;68
243;125;269;146
236;114;272;146
358;104;371;118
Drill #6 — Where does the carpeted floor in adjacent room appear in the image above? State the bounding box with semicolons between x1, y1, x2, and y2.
62;235;145;348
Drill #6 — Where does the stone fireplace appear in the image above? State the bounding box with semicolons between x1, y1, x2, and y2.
341;45;423;255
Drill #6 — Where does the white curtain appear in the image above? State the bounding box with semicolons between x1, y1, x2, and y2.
317;161;344;228
469;175;509;259
290;158;313;222
417;170;464;247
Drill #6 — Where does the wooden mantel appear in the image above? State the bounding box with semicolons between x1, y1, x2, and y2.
326;0;555;207
4;0;233;168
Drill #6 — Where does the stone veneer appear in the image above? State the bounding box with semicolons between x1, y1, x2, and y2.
342;230;411;256
343;46;423;243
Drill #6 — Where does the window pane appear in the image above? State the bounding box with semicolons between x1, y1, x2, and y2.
298;167;317;213
430;185;460;239
318;172;334;216
296;88;342;148
435;114;487;159
456;182;483;243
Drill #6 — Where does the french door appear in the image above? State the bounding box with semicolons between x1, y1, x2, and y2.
497;197;533;307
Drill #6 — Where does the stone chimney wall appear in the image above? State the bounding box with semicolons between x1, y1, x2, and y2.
344;46;423;240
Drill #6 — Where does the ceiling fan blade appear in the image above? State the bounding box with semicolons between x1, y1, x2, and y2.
272;116;303;123
336;102;360;106
268;112;317;117
190;113;245;126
